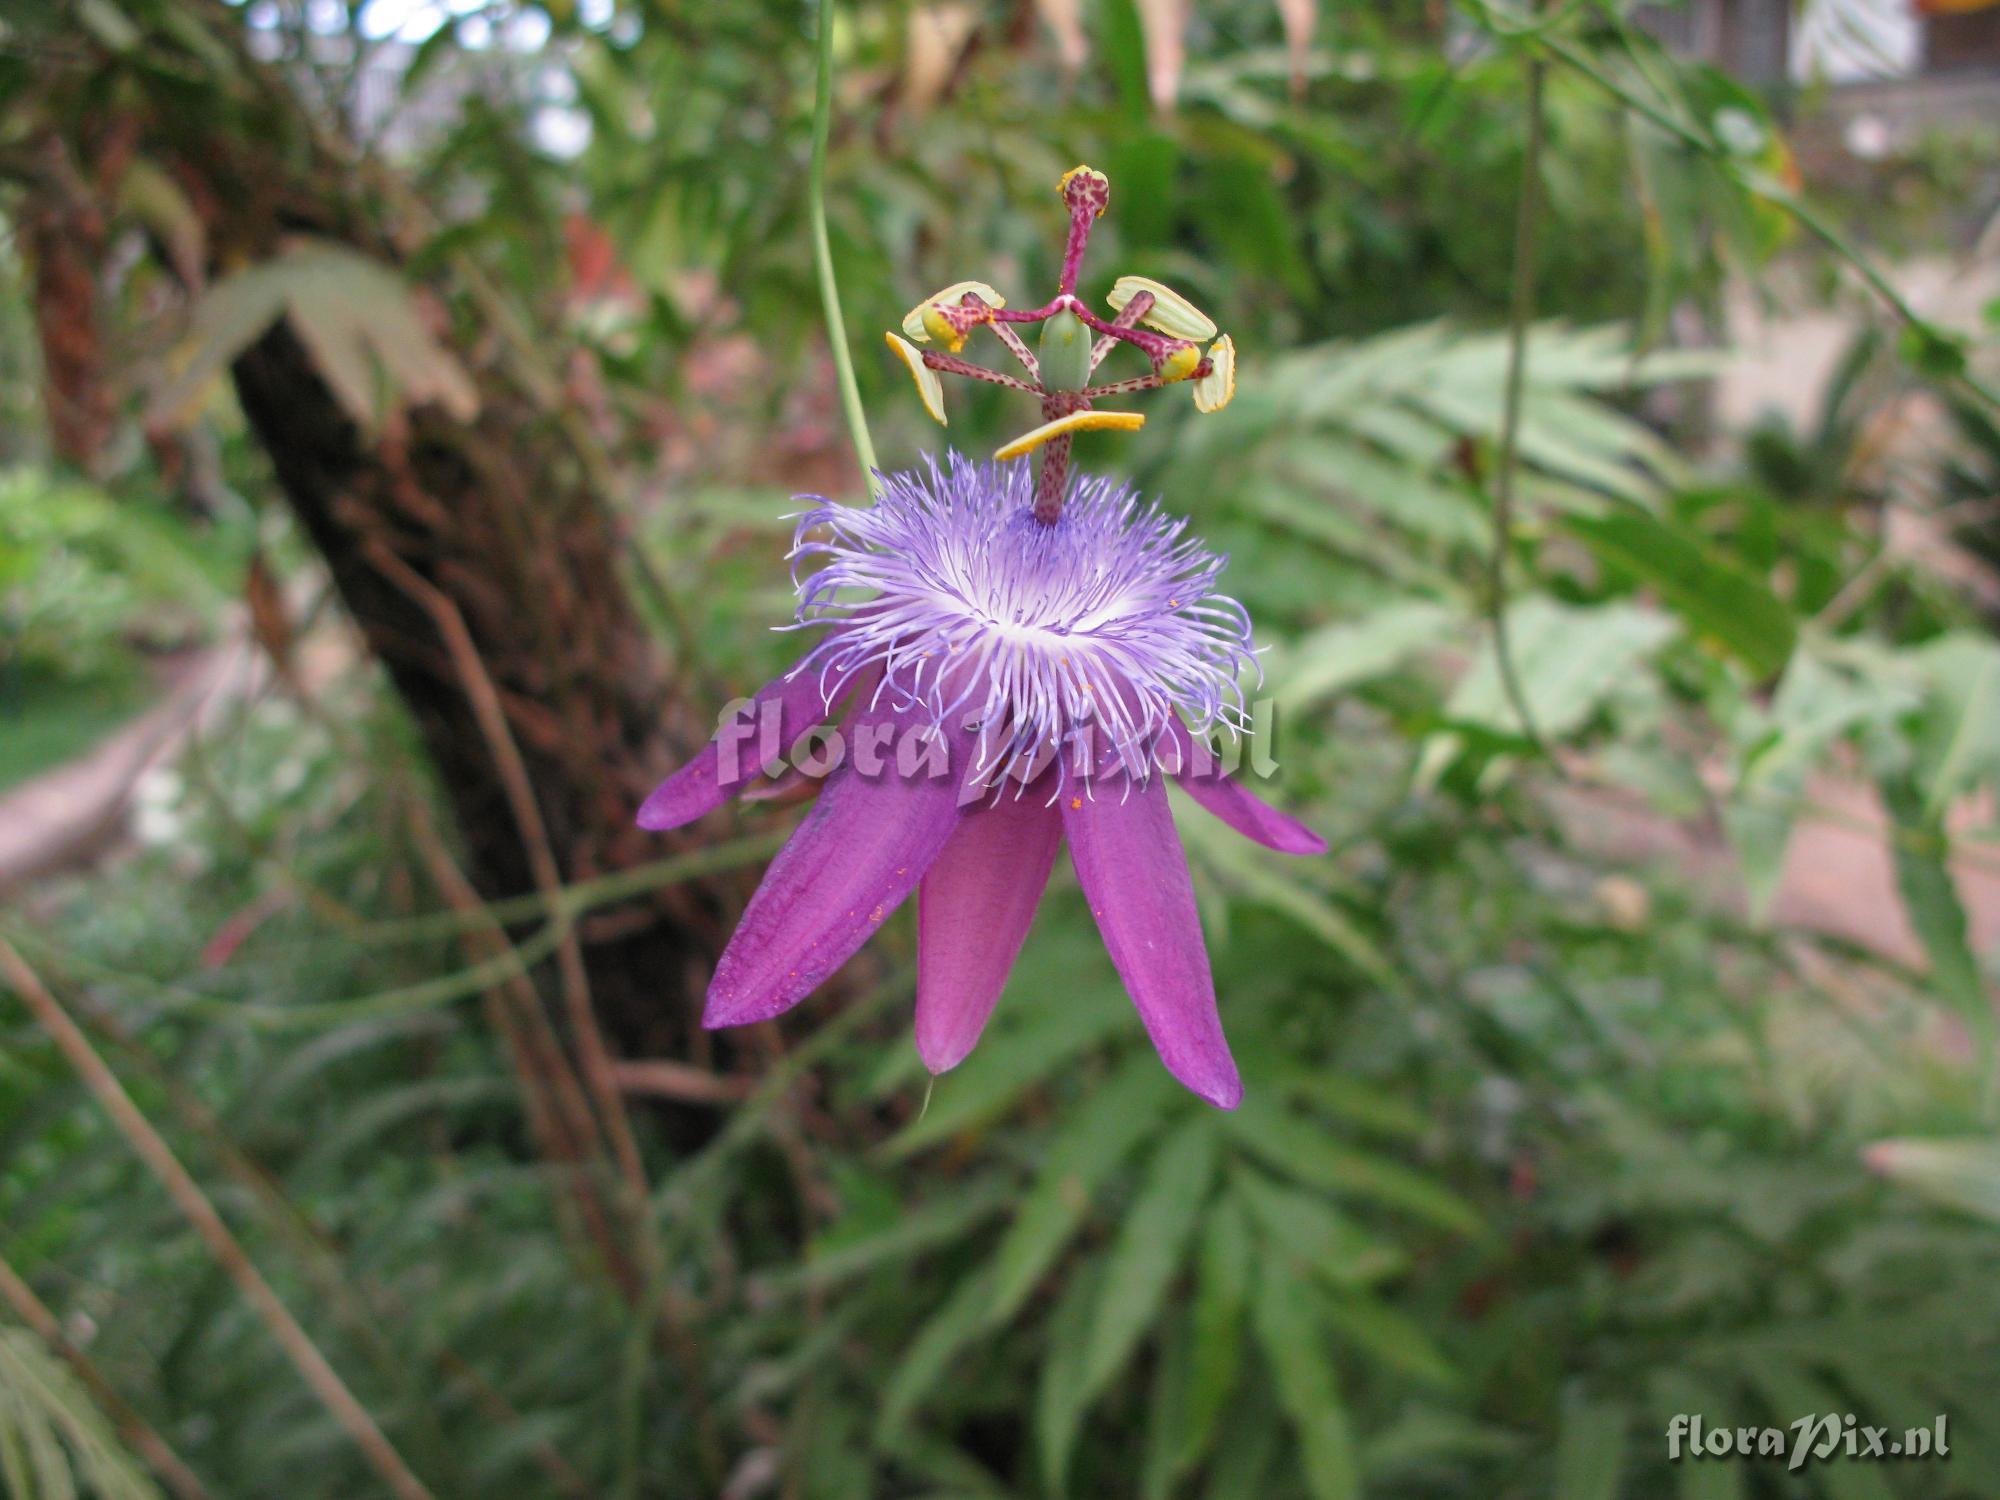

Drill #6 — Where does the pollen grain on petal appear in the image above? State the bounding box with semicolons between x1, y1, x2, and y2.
993;409;1144;462
885;331;948;425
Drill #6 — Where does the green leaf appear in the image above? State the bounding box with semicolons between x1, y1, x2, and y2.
762;1178;1011;1297
1178;1194;1255;1473
1898;322;1969;382
1277;1072;1428;1140
1742;1361;1896;1500
150;240;477;435
983;1058;1179;1326
877;1267;1000;1440
1037;1256;1107;1498
1565;507;1795;678
1552;1388;1627;1500
1880;773;1990;1040
1231;1167;1407;1288
1184;822;1396;987
76;0;141;50
1251;1256;1358;1500
1278;438;1487;548
1222;1100;1483;1235
1080;1115;1220;1398
1728;645;1923;920
1440;596;1679;743
1910;633;2000;817
885;960;1131;1156
1864;1137;2000;1225
1272;600;1461;714
1199;1386;1282;1500
1320;1292;1457;1388
1652;1372;1746;1500
1139;1306;1193;1500
0;1330;162;1500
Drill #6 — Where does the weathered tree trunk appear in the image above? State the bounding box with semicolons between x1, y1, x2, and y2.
225;321;721;1055
16;2;726;1059
21;134;115;473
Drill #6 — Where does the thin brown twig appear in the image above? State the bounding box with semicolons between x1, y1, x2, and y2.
0;1251;215;1500
611;1059;759;1106
67;989;453;1470
362;544;727;1478
400;790;641;1297
63;950;595;1500
0;940;438;1500
363;541;650;1210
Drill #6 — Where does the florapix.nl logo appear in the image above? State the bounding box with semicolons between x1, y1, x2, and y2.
1666;1413;1950;1474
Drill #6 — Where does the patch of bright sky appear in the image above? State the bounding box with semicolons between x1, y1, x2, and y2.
1793;0;1919;82
356;0;607;45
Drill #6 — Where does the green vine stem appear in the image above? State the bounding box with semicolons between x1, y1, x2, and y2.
1491;32;1553;759
1533;27;2000;411
808;0;882;496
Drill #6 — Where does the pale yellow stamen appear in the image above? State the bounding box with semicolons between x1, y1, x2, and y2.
900;281;1005;343
920;306;966;353
1193;334;1235;413
992;409;1145;462
885;332;947;425
1107;275;1218;342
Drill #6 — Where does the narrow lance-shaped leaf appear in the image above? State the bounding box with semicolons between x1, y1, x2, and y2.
1176;1191;1254;1474
1222;1099;1483;1235
1880;772;1991;1045
1564;507;1795;679
983;1056;1178;1326
1080;1113;1220;1397
1552;1386;1628;1500
1250;1256;1358;1500
1864;1137;2000;1226
1037;1255;1108;1498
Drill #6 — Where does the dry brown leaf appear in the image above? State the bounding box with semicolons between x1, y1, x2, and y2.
1034;0;1088;70
1277;0;1316;97
149;238;478;436
902;4;979;117
1134;0;1187;112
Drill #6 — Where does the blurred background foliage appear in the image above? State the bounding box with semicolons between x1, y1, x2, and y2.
1;0;1999;1497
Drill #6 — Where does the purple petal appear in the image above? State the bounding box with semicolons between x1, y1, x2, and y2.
915;792;1063;1073
1063;775;1242;1109
1162;720;1326;856
704;704;971;1029
637;664;841;832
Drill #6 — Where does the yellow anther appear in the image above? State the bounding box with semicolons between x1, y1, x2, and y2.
1193;334;1235;413
1107;275;1218;343
993;409;1145;462
901;281;1005;343
1161;344;1201;383
920;305;965;352
885;332;947;425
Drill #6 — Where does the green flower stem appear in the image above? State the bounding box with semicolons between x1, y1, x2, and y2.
1536;29;2000;411
809;0;881;496
1491;27;1552;758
